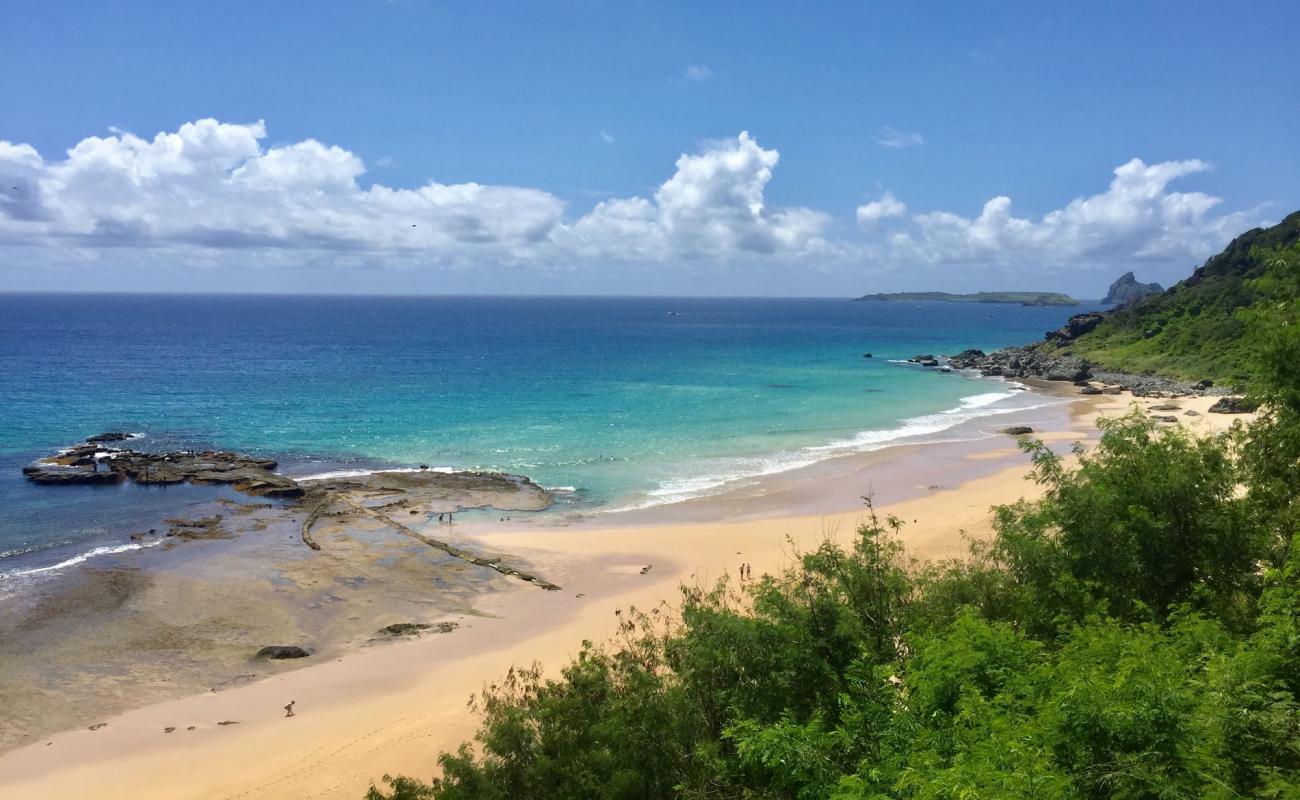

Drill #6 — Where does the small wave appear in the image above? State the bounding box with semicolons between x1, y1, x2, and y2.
295;466;461;482
608;386;1067;512
545;485;578;494
0;539;75;561
0;539;164;580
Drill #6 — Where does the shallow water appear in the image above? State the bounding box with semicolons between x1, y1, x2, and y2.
0;294;1093;577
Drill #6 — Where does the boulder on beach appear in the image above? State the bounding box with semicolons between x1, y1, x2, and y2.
1208;396;1259;414
254;645;311;660
1002;426;1034;436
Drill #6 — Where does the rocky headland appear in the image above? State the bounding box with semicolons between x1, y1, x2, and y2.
903;309;1246;403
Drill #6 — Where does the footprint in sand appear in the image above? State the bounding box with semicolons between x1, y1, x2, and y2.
88;723;107;731
164;727;175;733
217;720;240;726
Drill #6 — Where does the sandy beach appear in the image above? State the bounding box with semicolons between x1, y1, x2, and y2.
0;388;1253;799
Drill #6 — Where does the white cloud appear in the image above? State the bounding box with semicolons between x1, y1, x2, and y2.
886;158;1258;269
566;131;831;259
856;192;907;225
873;126;924;148
0;118;1264;281
0;119;829;267
680;64;714;83
598;130;615;144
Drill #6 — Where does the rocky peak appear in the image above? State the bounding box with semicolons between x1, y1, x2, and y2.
1103;272;1163;306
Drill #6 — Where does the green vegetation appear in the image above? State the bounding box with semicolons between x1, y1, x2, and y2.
855;291;1080;307
1047;211;1300;384
368;263;1300;800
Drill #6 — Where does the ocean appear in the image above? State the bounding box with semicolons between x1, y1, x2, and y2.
0;293;1092;581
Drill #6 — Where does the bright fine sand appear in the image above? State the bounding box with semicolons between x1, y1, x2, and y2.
0;390;1252;799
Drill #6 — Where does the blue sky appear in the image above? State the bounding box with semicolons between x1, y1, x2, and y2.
1;0;1297;296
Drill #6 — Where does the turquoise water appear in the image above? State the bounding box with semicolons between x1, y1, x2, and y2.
0;294;1090;577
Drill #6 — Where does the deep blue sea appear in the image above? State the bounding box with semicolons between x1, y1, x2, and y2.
0;294;1093;582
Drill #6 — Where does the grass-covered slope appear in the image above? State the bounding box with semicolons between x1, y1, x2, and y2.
1049;210;1300;384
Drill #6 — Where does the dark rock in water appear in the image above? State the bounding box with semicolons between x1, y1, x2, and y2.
950;348;985;362
254;645;311;660
918;358;940;367
1002;426;1034;436
23;445;303;498
86;432;133;443
1102;272;1163;306
908;354;936;363
1079;386;1103;395
862;352;872;358
21;464;124;485
1208;396;1259;414
1045;312;1107;344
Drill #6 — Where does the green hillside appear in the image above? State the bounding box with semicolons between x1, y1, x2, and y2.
1048;210;1300;384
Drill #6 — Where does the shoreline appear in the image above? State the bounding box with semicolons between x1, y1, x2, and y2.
0;386;1255;798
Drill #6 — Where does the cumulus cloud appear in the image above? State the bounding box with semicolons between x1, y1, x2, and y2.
598;130;615;144
856;192;907;225
884;158;1259;269
0;119;830;267
873;126;924;148
0;118;1264;280
567;132;830;259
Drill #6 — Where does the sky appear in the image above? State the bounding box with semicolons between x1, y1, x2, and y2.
1;0;1298;297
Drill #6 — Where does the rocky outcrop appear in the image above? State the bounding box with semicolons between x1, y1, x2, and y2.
1044;312;1108;345
1102;272;1163;306
23;439;303;498
943;345;1227;397
1002;426;1034;436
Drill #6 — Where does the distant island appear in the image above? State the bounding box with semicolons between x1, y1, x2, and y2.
854;291;1080;307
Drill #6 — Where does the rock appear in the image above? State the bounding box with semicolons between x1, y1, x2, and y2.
862;352;872;358
254;645;311;660
21;465;124;485
1002;426;1034;436
1154;415;1179;423
380;622;458;637
1044;312;1107;344
909;354;936;363
1044;358;1092;382
1079;386;1103;395
918;358;940;367
1208;396;1260;414
23;445;303;498
1149;403;1180;411
1185;410;1201;417
1102;272;1163;306
1195;379;1214;390
86;432;133;443
1102;386;1124;395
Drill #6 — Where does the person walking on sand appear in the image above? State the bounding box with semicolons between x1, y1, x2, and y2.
284;700;295;718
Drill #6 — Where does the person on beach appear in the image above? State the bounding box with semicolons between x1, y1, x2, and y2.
284;700;295;718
